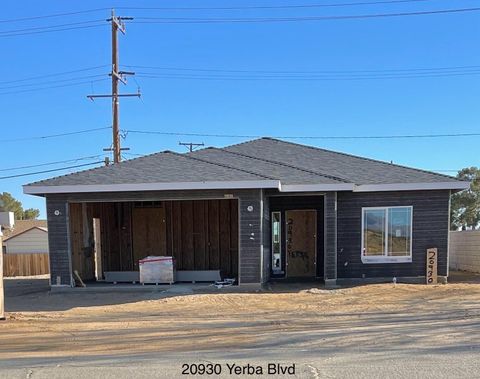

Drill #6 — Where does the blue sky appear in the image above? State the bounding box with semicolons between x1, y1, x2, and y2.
1;0;479;218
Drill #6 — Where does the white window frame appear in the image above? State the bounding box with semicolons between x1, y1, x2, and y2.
361;206;413;264
271;211;283;273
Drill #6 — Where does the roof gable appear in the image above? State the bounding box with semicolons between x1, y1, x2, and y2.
3;220;48;241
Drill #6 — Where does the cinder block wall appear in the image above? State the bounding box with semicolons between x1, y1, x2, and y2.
449;231;480;273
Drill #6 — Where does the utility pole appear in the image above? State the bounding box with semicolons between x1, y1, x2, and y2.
179;142;205;152
87;9;140;164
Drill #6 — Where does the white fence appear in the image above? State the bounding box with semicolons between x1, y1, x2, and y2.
449;230;480;273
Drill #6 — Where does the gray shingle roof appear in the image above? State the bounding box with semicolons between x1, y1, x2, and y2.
224;138;459;184
24;137;463;190
26;150;266;187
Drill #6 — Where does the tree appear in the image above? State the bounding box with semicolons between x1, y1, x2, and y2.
0;192;40;220
23;208;40;220
450;167;480;230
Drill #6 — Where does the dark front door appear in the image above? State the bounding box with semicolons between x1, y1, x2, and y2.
285;210;317;278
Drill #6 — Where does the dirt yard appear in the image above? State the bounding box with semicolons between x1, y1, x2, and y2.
1;272;480;364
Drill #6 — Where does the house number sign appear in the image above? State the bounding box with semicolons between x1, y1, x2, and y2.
426;247;438;285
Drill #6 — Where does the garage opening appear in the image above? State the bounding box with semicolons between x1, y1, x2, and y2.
68;199;239;284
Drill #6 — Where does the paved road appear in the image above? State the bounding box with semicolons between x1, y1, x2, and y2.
0;344;479;378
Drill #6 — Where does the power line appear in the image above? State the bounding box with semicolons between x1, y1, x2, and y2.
0;23;106;38
0;127;110;143
136;71;480;81
124;64;480;74
0;19;105;34
0;74;106;90
131;7;480;23
0;0;439;24
119;0;436;11
0;161;104;180
0;78;108;95
0;155;104;172
0;8;109;23
0;65;109;85
124;129;480;140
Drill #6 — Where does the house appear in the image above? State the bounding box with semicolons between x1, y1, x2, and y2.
2;220;48;255
23;138;469;287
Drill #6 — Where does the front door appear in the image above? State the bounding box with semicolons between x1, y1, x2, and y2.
285;210;317;278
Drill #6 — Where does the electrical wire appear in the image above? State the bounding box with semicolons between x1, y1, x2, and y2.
136;71;480;81
131;7;480;23
0;8;110;24
0;65;109;85
0;155;104;172
0;127;110;143
0;78;108;95
124;64;480;74
0;23;106;38
0;19;105;34
119;0;436;11
0;74;106;90
0;0;441;24
0;161;104;180
124;129;480;140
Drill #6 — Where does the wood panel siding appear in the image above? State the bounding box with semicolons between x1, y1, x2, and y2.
132;206;167;268
67;198;240;280
337;190;450;279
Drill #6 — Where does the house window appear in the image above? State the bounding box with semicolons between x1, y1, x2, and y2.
271;211;282;273
362;206;412;263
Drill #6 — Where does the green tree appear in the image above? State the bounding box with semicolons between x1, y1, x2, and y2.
0;192;40;220
23;208;40;220
450;167;480;230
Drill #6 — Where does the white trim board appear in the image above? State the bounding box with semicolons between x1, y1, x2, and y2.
353;181;469;192
23;180;281;195
24;180;469;195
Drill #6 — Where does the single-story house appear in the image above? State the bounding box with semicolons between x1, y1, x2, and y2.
2;219;48;255
23;138;469;287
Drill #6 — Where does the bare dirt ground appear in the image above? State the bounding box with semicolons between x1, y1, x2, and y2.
1;272;479;378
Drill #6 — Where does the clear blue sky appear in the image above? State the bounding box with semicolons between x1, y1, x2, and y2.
1;0;479;218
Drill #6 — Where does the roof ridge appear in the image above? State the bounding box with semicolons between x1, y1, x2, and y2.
262;137;458;181
219;147;350;183
167;151;277;180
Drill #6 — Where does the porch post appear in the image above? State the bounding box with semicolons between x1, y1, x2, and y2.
324;192;338;287
238;190;263;286
46;197;73;287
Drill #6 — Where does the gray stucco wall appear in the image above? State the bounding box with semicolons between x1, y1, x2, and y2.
45;189;265;285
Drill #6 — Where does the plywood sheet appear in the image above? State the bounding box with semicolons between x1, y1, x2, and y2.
286;210;317;278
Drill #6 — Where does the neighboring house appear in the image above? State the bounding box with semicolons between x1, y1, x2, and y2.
23;138;469;287
2;220;48;255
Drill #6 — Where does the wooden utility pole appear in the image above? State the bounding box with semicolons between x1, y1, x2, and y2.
111;9;121;164
179;142;205;152
87;9;140;164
